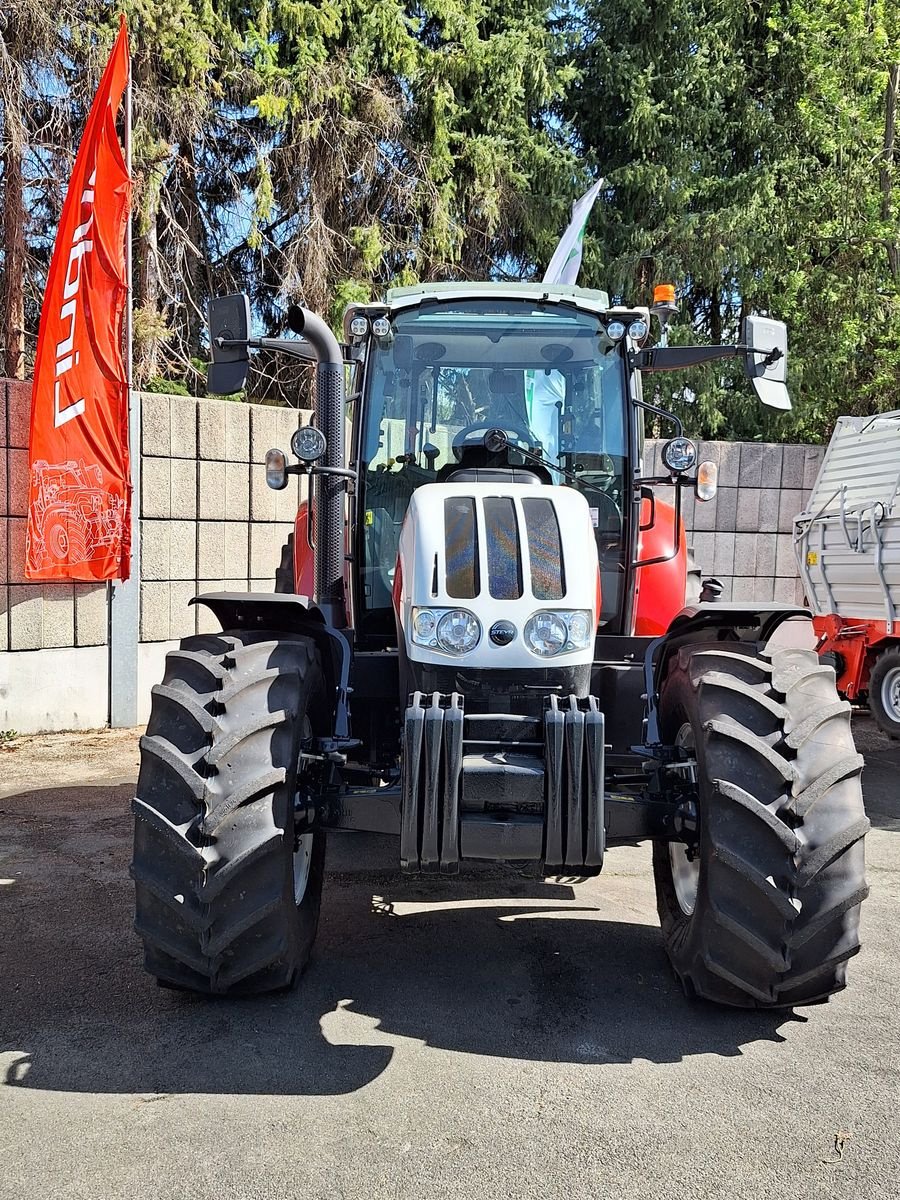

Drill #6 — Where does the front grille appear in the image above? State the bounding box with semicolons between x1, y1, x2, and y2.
444;496;479;598
522;497;565;599
483;496;523;599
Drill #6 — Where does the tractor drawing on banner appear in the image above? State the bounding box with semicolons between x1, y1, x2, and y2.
26;459;126;572
131;282;869;1011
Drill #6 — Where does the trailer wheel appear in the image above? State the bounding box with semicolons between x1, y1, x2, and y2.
654;643;869;1008
131;630;327;995
867;648;900;739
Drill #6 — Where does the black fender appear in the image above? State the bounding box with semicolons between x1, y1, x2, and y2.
642;602;811;747
190;592;353;739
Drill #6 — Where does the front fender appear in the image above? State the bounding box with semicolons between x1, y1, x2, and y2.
190;592;353;739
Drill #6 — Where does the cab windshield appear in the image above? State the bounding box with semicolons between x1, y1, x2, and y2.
357;298;629;633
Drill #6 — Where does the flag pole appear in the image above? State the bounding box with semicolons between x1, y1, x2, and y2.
110;32;140;728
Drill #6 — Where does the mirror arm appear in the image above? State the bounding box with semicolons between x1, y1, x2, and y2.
630;343;784;373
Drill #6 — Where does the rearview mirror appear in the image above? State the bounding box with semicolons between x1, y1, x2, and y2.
743;315;790;410
208;293;251;394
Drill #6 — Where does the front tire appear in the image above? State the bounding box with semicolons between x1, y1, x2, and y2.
654;643;869;1008
132;630;326;995
867;647;900;739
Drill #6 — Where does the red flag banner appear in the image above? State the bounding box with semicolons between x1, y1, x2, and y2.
25;17;132;581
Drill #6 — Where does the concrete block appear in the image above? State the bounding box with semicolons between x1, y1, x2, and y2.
692;492;717;531
8;517;28;584
225;402;251;462
197;398;227;460
717;441;741;486
0;587;7;651
735;488;761;532
781;444;805;487
644;440;661;477
759;443;783;488
774;533;795;578
778;489;804;533
715;577;733;602
75;584;108;647
0;451;7;517
755;532;776;578
7;448;29;516
0;382;6;450
0;516;7;583
795;577;808;606
732;576;759;602
250;405;278;462
733;533;758;575
141;456;171;519
680;487;696;534
169;581;197;640
804;445;825;490
697;440;721;468
0;643;109;732
224;461;250;520
250;523;278;579
141;521;170;582
711;531;735;578
169;521;197;582
141;393;171;456
41;583;75;648
7;380;32;448
224;522;249;577
197;582;226;633
738;442;765;488
250;577;276;593
169;395;198;459
224;577;249;593
273;406;302;450
9;585;42;649
250;464;278;520
198;461;227;520
140;581;170;642
759;488;780;533
198;522;226;578
753;575;775;602
713;487;737;532
691;532;716;576
170;458;197;520
275;474;302;523
774;577;796;604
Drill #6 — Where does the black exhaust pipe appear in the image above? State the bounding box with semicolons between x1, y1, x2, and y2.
289;308;346;622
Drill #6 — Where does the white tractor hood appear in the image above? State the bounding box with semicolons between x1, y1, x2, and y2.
394;482;600;670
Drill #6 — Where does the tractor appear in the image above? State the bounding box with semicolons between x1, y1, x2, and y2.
132;282;869;1007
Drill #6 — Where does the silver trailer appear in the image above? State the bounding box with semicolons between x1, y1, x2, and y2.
794;409;900;733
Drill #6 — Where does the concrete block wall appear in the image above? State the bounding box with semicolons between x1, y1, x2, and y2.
139;394;309;642
1;379;110;655
645;438;825;603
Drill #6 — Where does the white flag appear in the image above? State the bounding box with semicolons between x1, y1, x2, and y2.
542;179;604;286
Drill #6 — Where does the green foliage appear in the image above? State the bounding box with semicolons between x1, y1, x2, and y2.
560;0;900;442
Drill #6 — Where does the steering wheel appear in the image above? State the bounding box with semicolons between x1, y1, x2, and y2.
451;422;536;460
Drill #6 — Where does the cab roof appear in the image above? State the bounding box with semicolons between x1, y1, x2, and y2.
384;280;611;314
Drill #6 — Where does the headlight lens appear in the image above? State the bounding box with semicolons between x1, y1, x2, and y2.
437;609;481;655
661;436;696;474
524;610;594;657
411;607;481;655
291;425;327;462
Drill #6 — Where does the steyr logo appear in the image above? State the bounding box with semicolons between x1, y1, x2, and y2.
53;168;96;429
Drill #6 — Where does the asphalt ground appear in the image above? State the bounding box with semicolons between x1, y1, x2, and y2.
0;717;897;1200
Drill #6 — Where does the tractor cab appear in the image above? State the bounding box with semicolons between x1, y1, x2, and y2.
349;285;630;635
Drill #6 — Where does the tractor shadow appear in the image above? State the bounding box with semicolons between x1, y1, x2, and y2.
852;713;900;833
1;788;798;1098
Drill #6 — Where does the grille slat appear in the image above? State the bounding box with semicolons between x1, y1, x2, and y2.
444;497;479;598
484;497;523;599
522;497;565;599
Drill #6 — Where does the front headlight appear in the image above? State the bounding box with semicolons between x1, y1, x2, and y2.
411;607;481;655
524;609;594;657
